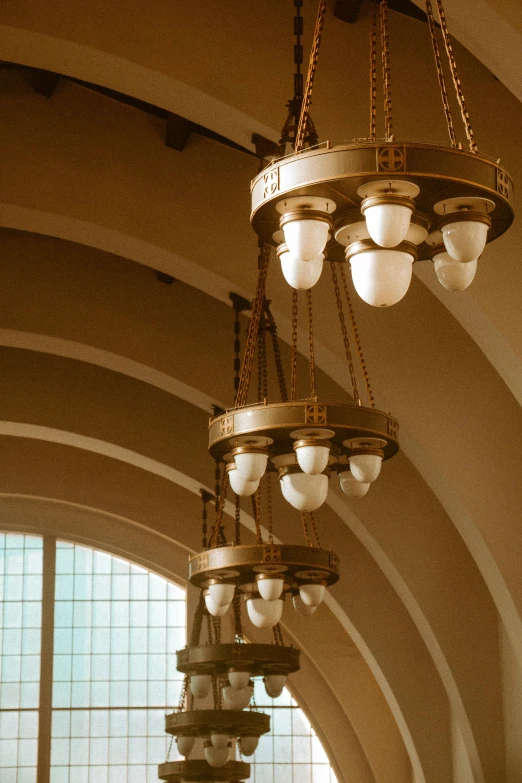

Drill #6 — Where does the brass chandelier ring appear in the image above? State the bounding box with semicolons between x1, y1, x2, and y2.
165;710;271;738
158;760;251;782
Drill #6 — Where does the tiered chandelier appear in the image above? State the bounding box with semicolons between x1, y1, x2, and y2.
251;0;513;306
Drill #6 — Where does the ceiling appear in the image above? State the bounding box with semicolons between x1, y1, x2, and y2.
0;2;521;782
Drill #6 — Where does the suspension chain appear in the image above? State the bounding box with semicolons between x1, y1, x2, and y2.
251;491;264;545
257;309;268;402
295;0;328;153
209;470;230;547
265;473;274;545
339;264;375;408
301;511;312;547
330;262;360;403
291;289;298;401
235;493;241;545
273;623;284;646
265;302;289;402
380;0;394;142
434;0;477;152
306;288;317;401
425;0;457;148
309;512;321;548
369;0;377;142
233;592;244;642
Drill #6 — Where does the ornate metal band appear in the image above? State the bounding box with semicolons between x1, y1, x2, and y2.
158;760;250;782
251;142;514;262
209;400;399;462
189;544;340;590
165;709;270;738
176;643;300;677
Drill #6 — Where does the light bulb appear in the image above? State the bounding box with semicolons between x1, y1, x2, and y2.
299;583;325;607
228;465;260;497
442;220;488;263
211;733;231;749
189;674;212;699
208;582;236;607
364;203;413;247
294;442;330;475
246;597;284;629
256;576;285;601
205;593;231;617
349;454;382;483
234;451;268;482
280;471;328;512
282;218;330;262
264;674;287;698
228;669;251;690
176;735;195;757
350;248;413;307
280;250;324;290
239;735;259;756
222;684;253;710
434;252;477;291
339;470;370;498
204;742;230;768
293;594;317;616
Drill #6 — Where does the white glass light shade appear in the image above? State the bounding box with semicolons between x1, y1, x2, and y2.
176;736;195;757
228;670;251;690
264;674;287;698
280;472;328;512
246;597;284;629
349;454;382;484
228;466;260;497
257;577;285;601
204;743;230;768
189;674;212;699
234;451;268;482
299;583;326;607
339;470;370;498
434;252;477;291
280;251;324;290
364;203;413;247
292;594;317;616
239;736;259;756
211;733;231;749
442;220;488;263
350;249;413;307
294;444;330;475
208;582;236;607
205;594;230;617
222;685;253;710
283;218;329;261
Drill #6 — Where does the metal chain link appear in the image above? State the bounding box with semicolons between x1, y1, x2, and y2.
330;262;360;403
301;511;312;547
233;592;244;643
339;264;375;408
273;623;284;646
295;0;328;153
265;302;289;402
434;0;478;152
309;512;321;549
291;289;298;401
369;0;377;142
306;288;317;401
265;473;274;545
235;493;241;545
257;309;267;402
425;0;457;148
251;491;264;545
209;470;229;547
380;0;394;142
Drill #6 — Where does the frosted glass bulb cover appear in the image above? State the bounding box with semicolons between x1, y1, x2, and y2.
211;733;230;749
234;451;268;482
228;670;251;690
264;674;287;698
176;735;195;757
256;576;285;601
434;253;477;291
350;249;413;307
442;220;488;263
228;466;260;497
295;444;330;475
208;582;236;607
349;454;382;483
222;685;253;710
293;594;317;616
189;674;212;699
204;743;230;768
239;736;259;756
283;218;329;261
246;597;284;629
205;594;231;617
280;471;328;512
339;470;370;498
364;203;412;247
299;583;326;607
280;252;324;290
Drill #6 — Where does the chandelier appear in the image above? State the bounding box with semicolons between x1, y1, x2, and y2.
250;0;513;306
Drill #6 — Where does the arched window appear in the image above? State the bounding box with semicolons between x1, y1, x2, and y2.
0;533;338;782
